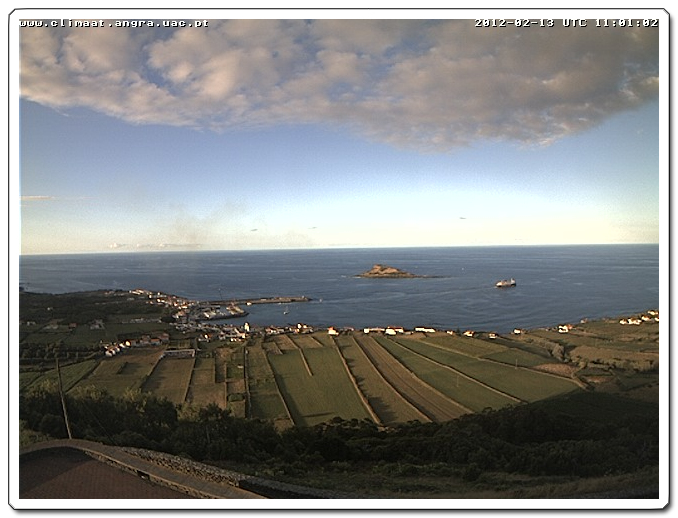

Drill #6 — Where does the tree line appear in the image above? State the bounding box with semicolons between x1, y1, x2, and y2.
19;382;658;482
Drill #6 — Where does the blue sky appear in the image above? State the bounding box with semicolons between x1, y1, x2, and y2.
15;10;665;254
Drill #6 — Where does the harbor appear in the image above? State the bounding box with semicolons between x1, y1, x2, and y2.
210;296;311;306
194;296;311;321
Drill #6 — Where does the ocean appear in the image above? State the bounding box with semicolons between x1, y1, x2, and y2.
19;245;660;334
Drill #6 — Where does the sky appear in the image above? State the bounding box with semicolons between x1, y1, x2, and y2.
14;9;665;255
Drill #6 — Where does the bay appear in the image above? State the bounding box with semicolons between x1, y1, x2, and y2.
19;244;659;334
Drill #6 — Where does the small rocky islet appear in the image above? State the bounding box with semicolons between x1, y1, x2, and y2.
356;264;429;278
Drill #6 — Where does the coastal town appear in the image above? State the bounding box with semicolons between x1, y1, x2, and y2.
19;283;660;367
91;288;660;362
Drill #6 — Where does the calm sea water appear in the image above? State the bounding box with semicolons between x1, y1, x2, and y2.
19;245;659;333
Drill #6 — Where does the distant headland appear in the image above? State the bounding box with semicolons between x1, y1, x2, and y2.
356;264;431;279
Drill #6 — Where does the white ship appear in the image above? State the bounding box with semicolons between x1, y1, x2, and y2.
495;278;516;288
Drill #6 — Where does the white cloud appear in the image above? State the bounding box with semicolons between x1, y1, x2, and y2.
20;19;659;150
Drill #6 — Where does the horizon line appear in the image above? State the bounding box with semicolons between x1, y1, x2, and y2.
18;242;660;257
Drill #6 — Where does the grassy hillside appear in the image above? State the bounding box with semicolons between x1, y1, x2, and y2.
20;309;659;426
18;290;661;499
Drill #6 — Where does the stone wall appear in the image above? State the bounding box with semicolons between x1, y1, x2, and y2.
121;446;363;499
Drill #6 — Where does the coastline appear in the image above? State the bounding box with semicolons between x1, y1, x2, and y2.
17;244;659;335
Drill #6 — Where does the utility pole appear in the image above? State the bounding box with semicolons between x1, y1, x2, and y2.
56;357;73;439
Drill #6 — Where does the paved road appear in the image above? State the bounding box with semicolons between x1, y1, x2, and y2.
18;439;265;501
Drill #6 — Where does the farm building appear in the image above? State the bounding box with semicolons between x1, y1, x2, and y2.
415;327;436;334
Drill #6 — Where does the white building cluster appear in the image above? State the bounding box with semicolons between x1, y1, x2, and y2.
102;332;171;357
619;309;659;325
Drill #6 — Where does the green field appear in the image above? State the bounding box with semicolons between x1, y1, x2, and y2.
186;356;225;408
247;342;292;425
143;356;195;404
20;323;655;426
22;329;73;345
423;333;507;357
19;370;43;391
384;336;581;404
21;359;98;393
18;292;659;428
527;325;659;349
71;348;164;397
309;333;337;348
289;334;324;349
268;347;372;427
482;348;553;367
337;336;426;424
225;348;245;379
374;335;518;412
334;334;428;425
